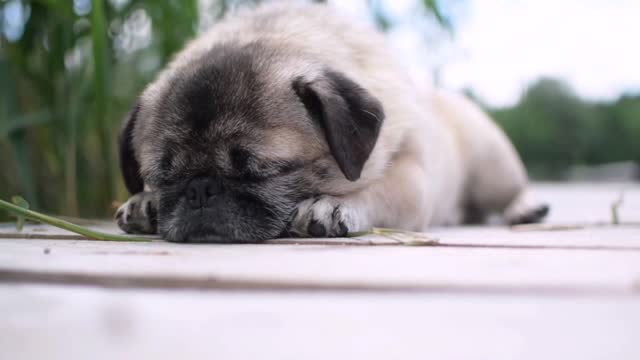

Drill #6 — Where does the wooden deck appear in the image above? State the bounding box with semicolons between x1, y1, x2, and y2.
1;183;639;359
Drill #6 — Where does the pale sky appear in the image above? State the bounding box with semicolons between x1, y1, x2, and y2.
330;0;640;107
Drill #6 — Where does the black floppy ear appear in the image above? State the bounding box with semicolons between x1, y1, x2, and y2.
119;101;144;194
293;70;384;181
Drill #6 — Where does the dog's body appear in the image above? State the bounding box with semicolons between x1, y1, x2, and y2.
116;2;548;242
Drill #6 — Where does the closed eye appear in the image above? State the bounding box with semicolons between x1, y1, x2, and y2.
272;160;305;176
229;160;305;182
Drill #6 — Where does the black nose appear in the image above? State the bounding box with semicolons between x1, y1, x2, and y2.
185;177;220;209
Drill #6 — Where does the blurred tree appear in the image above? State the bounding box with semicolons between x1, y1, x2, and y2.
492;79;639;178
591;95;640;164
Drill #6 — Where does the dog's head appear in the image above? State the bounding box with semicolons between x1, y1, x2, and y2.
119;43;384;242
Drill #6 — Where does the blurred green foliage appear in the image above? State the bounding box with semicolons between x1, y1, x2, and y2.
490;78;640;179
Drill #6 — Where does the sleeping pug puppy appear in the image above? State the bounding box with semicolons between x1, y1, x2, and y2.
115;1;549;243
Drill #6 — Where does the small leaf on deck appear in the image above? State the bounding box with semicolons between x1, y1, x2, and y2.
11;196;30;232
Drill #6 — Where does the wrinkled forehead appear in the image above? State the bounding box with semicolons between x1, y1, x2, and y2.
161;52;265;130
142;73;311;163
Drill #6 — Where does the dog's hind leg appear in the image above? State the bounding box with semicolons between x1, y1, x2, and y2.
464;137;550;225
432;89;550;225
459;109;549;225
464;140;550;225
502;189;550;225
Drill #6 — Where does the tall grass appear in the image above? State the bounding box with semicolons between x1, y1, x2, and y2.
0;0;204;220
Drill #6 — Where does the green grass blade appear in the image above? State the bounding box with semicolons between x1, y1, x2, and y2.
10;196;29;231
91;0;116;206
0;198;151;242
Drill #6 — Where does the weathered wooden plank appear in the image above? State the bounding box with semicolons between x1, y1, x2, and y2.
1;285;639;360
2;222;639;249
1;183;638;248
430;225;640;250
0;185;640;294
533;182;640;224
1;237;640;295
0;184;638;295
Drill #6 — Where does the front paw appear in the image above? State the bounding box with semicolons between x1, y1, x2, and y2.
115;192;158;234
290;196;353;238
